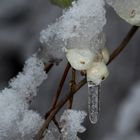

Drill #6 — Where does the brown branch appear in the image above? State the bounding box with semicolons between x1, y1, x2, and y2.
35;79;86;140
68;96;74;109
35;26;139;140
107;26;139;64
68;69;76;109
53;118;61;132
44;64;53;73
45;63;71;119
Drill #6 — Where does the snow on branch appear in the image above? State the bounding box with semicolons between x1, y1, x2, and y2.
43;109;87;140
60;109;87;140
40;0;106;63
0;55;47;140
9;55;47;100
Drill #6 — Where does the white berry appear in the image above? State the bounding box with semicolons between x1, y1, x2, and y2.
107;0;140;26
66;48;96;70
86;62;109;85
101;47;110;64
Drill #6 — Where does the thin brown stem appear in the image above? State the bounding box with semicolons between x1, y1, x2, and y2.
44;64;53;73
34;79;86;140
35;26;139;140
45;63;71;119
53;118;61;132
68;95;74;109
107;26;139;64
68;69;76;109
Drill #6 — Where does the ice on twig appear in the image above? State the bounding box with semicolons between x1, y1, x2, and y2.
88;82;101;124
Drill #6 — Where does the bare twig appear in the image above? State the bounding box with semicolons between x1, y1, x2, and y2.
68;69;76;109
53;118;61;132
107;26;139;64
35;79;86;140
44;64;53;73
45;63;71;119
35;26;139;140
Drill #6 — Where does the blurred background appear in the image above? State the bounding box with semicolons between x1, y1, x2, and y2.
0;0;140;140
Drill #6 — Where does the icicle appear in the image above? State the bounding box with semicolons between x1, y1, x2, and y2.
87;81;101;124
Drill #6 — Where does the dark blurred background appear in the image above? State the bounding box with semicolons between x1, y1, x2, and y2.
0;0;140;140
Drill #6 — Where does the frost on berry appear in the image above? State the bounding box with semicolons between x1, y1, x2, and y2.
106;0;140;26
40;0;106;63
66;32;107;71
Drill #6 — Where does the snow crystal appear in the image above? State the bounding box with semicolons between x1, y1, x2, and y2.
43;128;60;140
40;0;106;63
18;110;43;139
43;110;86;140
0;55;47;140
9;55;47;100
60;109;87;140
41;0;106;41
106;0;140;26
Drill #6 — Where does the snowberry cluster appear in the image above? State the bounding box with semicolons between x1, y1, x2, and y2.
1;0;140;139
66;44;109;85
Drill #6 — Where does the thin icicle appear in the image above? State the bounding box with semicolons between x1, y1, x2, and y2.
87;81;101;124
